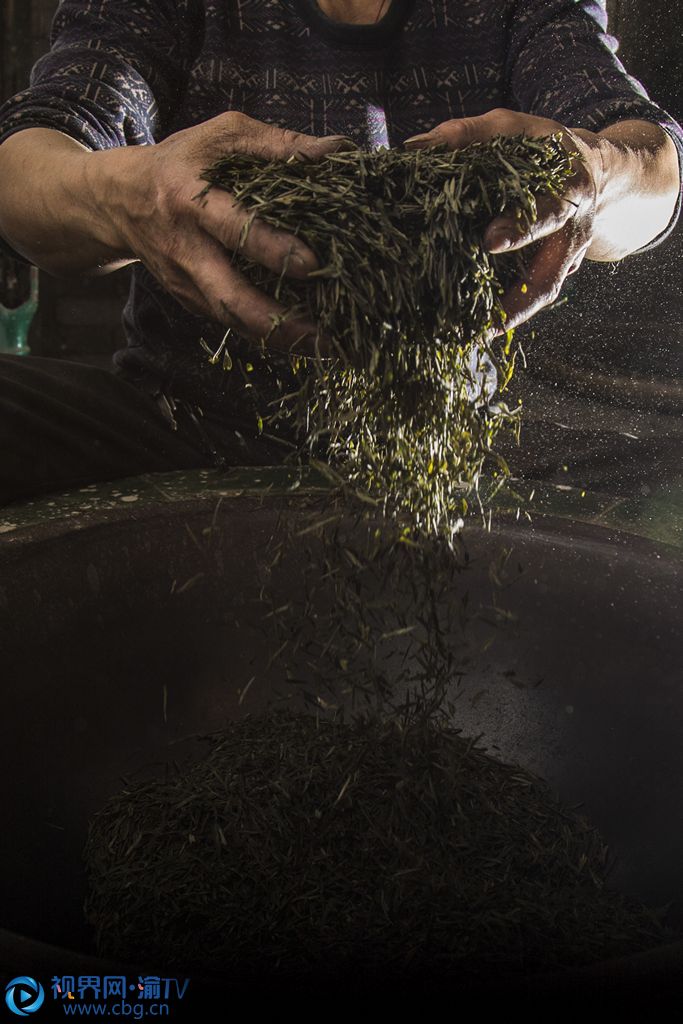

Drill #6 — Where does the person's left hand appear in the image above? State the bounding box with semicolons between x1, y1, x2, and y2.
404;108;604;337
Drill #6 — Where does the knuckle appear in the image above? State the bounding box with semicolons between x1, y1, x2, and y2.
460;121;477;146
546;280;563;304
488;108;518;130
219;110;248;132
160;268;199;309
204;207;242;251
279;127;320;158
428;119;465;145
441;119;473;146
198;111;252;155
279;127;305;149
216;299;238;326
146;168;191;224
162;181;188;217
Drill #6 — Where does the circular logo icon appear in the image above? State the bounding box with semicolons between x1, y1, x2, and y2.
5;977;45;1016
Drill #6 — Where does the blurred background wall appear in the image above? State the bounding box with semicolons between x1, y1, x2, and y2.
0;0;681;373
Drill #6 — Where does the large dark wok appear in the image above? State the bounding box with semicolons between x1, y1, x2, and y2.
0;468;681;1001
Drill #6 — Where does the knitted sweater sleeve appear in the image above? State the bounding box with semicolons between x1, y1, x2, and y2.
0;0;203;152
506;0;682;249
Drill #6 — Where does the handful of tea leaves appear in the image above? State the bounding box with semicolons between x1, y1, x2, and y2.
200;136;574;540
85;709;668;985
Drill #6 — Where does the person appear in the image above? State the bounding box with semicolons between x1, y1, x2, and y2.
0;0;680;506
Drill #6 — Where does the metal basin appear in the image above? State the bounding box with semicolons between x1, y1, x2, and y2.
0;467;681;997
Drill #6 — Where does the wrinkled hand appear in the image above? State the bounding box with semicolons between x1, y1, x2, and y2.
101;111;351;353
405;108;604;336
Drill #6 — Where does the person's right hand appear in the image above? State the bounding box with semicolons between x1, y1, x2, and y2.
90;112;351;354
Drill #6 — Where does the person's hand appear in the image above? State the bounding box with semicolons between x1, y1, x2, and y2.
92;111;351;353
404;108;604;337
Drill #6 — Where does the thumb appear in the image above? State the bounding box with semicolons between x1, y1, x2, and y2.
222;112;355;161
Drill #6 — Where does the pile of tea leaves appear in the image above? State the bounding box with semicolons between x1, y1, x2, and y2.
85;709;668;986
200;136;574;542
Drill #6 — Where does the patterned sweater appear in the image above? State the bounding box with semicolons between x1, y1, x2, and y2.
1;0;681;418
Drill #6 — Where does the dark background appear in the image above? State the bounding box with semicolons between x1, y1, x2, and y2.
1;0;131;364
0;0;681;386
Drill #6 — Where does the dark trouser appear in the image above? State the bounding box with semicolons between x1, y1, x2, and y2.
0;355;285;507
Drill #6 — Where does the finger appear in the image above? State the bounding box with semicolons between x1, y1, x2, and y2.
492;223;587;335
165;266;322;357
146;232;319;352
195;187;319;278
253;121;356;162
197;111;355;163
484;194;577;254
140;247;215;320
404;109;560;151
184;240;321;355
404;114;504;150
157;272;214;321
566;249;588;276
